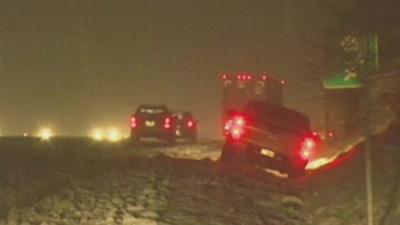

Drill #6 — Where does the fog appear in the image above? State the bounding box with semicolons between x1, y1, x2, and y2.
0;0;327;137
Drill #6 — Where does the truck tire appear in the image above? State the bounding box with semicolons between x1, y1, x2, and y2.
219;143;249;170
189;134;197;144
165;135;175;146
287;160;307;179
130;136;142;146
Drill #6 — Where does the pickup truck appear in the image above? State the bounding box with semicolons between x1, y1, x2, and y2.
220;100;320;178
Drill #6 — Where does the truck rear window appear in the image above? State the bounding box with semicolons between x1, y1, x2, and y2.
245;101;311;134
138;108;167;114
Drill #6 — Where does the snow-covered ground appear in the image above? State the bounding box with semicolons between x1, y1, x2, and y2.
0;138;306;225
0;133;399;225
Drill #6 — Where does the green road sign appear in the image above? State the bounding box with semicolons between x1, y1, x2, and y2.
323;73;363;89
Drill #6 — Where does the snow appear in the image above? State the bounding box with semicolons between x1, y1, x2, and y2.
0;135;398;225
0;139;307;225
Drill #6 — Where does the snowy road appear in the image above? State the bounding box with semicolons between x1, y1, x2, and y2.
0;133;399;225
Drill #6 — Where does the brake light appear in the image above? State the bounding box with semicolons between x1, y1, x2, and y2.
224;119;233;134
224;115;246;140
131;117;137;128
299;137;316;160
187;120;194;128
164;117;171;129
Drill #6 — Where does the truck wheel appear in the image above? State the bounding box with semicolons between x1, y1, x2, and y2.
189;134;197;144
219;143;249;170
165;136;175;146
287;161;307;179
130;136;141;146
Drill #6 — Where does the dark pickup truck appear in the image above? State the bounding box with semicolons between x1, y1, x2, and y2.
220;100;320;178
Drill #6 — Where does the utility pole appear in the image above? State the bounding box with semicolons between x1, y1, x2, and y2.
365;33;379;225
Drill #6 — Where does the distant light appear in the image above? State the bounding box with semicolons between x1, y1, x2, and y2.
261;75;268;80
23;133;29;137
280;79;287;85
187;120;194;128
90;129;104;141
222;74;228;80
107;128;122;142
37;128;54;140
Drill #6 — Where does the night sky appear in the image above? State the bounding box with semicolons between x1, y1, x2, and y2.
0;0;327;137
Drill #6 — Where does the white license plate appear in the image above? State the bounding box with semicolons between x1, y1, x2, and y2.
175;129;181;136
145;121;155;127
261;148;275;158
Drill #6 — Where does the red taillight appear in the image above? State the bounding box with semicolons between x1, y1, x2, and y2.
131;117;137;128
164;117;171;129
224;115;246;140
299;137;316;160
224;120;233;134
187;120;194;128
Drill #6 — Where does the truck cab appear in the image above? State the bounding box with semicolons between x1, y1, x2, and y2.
219;73;317;178
221;101;319;178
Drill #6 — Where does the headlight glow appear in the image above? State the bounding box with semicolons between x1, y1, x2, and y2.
107;128;122;142
37;128;54;140
90;129;105;141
